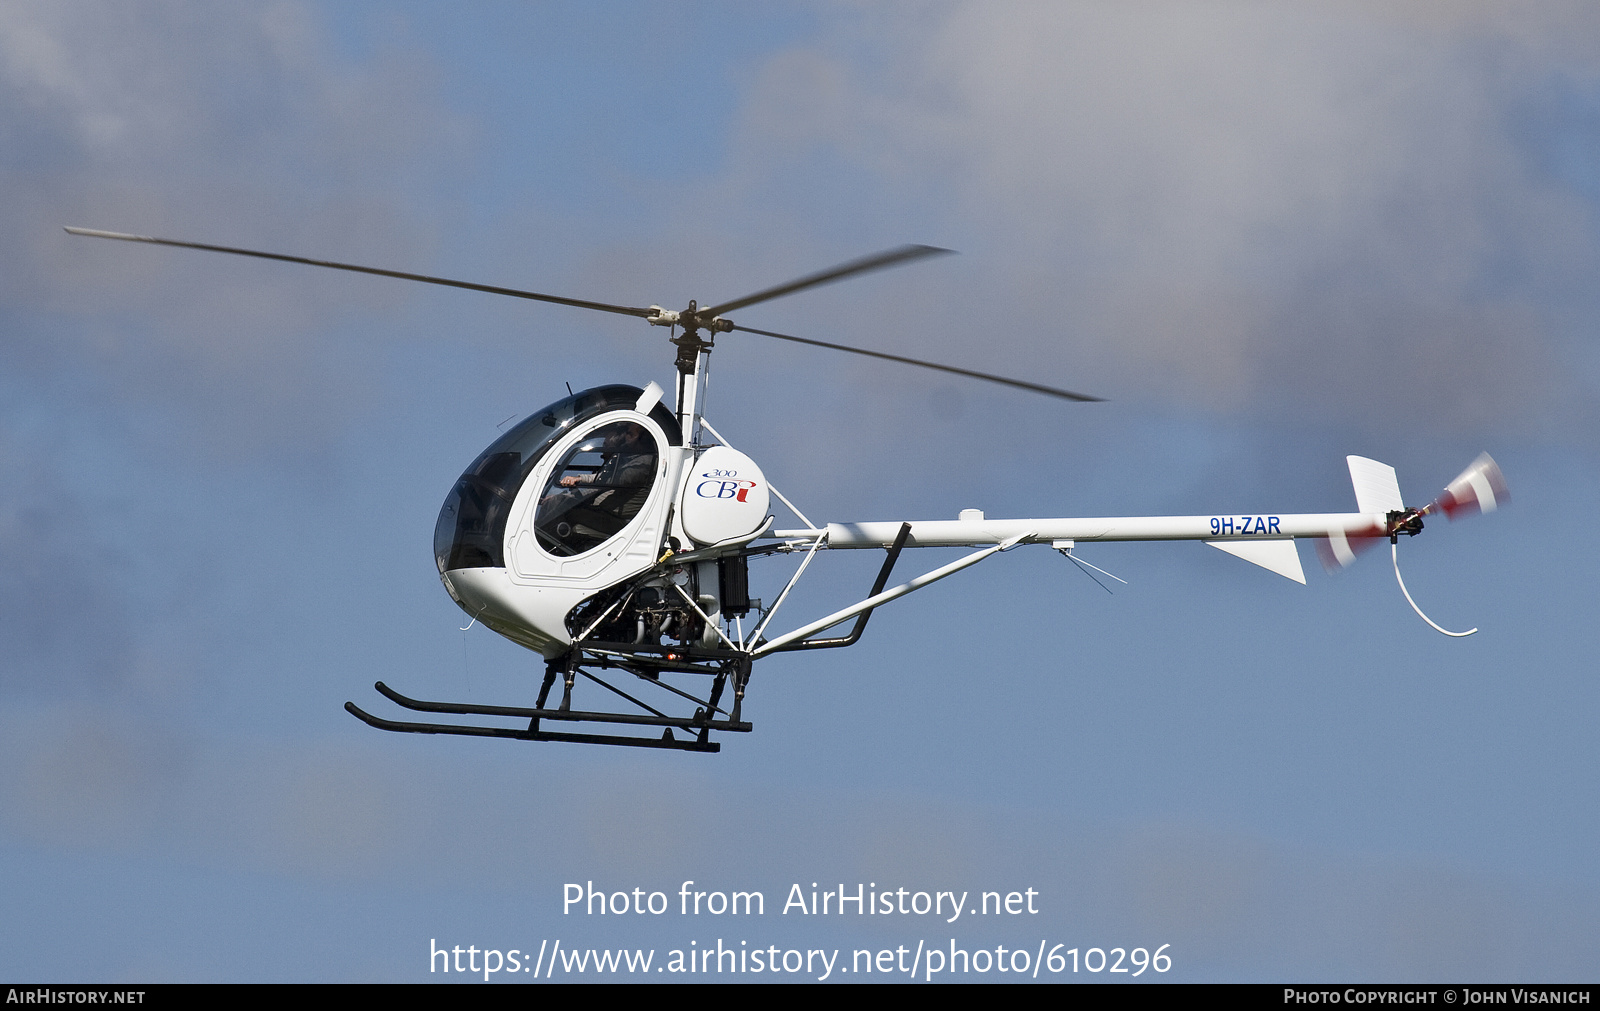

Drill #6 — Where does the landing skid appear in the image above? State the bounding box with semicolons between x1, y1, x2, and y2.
346;646;753;753
348;527;917;752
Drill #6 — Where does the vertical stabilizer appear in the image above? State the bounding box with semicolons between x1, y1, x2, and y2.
1347;456;1403;515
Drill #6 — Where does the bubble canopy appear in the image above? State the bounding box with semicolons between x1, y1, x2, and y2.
433;385;681;574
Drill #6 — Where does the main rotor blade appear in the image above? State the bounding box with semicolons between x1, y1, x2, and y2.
63;227;659;320
729;324;1103;402
705;244;954;318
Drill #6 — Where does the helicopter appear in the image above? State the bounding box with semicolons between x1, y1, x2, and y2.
65;226;1507;753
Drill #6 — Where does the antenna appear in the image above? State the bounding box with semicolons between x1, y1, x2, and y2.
1054;540;1128;594
1391;542;1476;637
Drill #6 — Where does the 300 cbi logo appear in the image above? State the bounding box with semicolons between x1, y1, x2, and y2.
696;469;758;503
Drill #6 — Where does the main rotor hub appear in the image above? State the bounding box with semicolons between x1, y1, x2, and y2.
658;299;734;374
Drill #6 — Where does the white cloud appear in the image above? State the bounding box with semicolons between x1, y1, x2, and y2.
726;3;1600;437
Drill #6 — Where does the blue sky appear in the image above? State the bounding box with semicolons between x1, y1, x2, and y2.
3;2;1598;982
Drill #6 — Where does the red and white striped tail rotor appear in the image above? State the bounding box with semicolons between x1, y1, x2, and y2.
1315;455;1397;573
1318;452;1509;635
1314;523;1384;573
1424;453;1508;521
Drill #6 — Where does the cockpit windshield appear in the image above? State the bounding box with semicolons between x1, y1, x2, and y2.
433;385;680;573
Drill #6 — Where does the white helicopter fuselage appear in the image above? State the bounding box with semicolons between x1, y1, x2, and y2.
436;382;773;658
435;382;1429;661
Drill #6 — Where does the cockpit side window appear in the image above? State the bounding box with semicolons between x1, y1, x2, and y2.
534;421;658;557
434;385;679;573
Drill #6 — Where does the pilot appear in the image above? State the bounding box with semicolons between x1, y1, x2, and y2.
558;424;653;491
537;423;657;554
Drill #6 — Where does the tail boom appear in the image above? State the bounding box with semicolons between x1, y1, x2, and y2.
775;513;1383;549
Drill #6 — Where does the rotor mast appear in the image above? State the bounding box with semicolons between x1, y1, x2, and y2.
647;298;731;450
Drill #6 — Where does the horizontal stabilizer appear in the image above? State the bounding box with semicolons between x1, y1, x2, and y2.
1206;537;1306;584
1347;456;1404;515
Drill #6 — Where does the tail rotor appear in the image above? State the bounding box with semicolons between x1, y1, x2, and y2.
1421;453;1509;521
1319;453;1508;636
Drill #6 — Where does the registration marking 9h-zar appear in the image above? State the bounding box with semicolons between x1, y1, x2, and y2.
1211;516;1281;536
